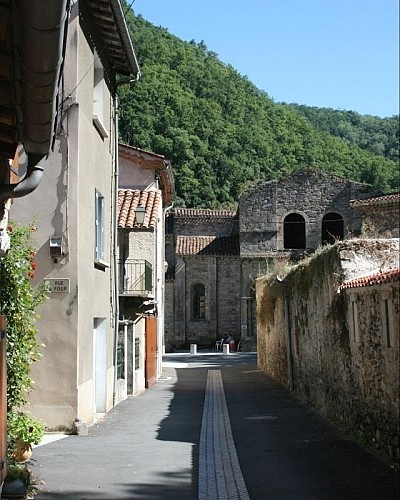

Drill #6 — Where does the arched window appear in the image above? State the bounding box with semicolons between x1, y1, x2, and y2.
192;282;206;320
284;213;306;249
322;213;344;245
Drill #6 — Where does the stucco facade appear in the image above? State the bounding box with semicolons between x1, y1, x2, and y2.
11;2;139;429
117;144;174;393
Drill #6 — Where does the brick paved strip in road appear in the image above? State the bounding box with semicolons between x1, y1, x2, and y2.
198;369;250;500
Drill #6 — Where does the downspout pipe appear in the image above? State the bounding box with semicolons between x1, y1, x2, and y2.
0;1;70;204
112;95;120;406
0;157;44;204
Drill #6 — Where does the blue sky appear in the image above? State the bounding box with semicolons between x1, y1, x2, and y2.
131;0;399;118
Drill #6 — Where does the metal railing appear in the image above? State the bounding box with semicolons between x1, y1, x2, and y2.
118;259;153;294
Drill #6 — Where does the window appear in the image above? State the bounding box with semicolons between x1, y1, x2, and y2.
349;298;359;342
284;213;306;249
192;283;206;320
116;329;125;380
382;298;393;347
93;51;108;138
95;190;105;262
322;213;344;245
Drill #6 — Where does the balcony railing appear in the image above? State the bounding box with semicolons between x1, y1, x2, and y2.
118;259;153;295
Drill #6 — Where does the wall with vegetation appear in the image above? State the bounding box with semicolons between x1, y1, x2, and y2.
256;241;399;463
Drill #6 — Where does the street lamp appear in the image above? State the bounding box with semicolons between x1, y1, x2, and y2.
135;205;145;225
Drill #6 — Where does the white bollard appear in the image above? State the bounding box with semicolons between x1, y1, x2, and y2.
190;343;197;354
223;343;230;354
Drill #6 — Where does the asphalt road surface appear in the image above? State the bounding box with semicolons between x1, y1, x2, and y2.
24;352;399;500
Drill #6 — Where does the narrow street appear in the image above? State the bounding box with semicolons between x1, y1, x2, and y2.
29;352;399;500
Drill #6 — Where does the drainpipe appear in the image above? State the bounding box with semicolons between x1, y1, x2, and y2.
112;95;120;406
0;0;70;203
0;160;44;204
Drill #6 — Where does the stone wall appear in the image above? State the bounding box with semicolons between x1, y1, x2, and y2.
174;218;235;237
239;169;379;256
354;201;400;239
216;258;241;339
164;280;174;351
170;255;241;349
256;240;399;463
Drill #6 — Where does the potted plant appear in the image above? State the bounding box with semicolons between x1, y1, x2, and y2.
7;412;45;464
1;464;40;499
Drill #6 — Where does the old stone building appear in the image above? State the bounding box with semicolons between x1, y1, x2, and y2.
350;192;400;238
165;168;379;351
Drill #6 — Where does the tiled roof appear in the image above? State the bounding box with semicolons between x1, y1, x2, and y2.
176;236;240;256
118;144;175;206
350;192;400;208
118;189;161;229
339;267;400;290
174;208;237;220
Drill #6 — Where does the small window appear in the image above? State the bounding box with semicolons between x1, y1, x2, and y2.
116;329;125;380
284;213;306;249
192;282;206;320
382;298;393;347
95;190;105;262
349;298;359;342
135;337;140;370
322;213;344;245
93;51;108;138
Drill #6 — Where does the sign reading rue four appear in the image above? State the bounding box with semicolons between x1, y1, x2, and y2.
46;278;70;293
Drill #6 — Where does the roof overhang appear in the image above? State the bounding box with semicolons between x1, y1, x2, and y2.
84;0;140;78
119;144;175;206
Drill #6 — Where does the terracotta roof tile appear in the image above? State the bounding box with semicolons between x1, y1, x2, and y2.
350;192;400;208
118;189;161;229
339;267;400;290
176;236;240;256
174;208;237;220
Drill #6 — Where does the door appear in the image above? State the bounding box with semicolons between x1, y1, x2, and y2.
145;316;157;388
93;318;107;414
0;316;7;483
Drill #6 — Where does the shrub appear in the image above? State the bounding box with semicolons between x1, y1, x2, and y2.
0;221;49;461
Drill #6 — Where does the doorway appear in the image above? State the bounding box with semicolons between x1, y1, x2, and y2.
93;318;107;414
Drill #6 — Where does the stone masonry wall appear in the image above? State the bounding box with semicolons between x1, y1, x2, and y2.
357;204;400;239
185;256;217;345
175;219;234;237
216;258;241;339
240;169;379;256
256;241;399;463
167;255;241;349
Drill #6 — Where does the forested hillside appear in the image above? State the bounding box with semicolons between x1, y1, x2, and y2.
118;9;399;208
286;104;399;162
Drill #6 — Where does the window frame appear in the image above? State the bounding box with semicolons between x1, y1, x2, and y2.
191;282;207;320
321;212;344;245
283;212;306;249
93;51;109;139
381;296;393;348
349;295;360;343
94;189;108;269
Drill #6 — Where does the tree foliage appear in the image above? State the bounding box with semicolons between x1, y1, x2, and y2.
118;9;399;208
286;104;399;163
